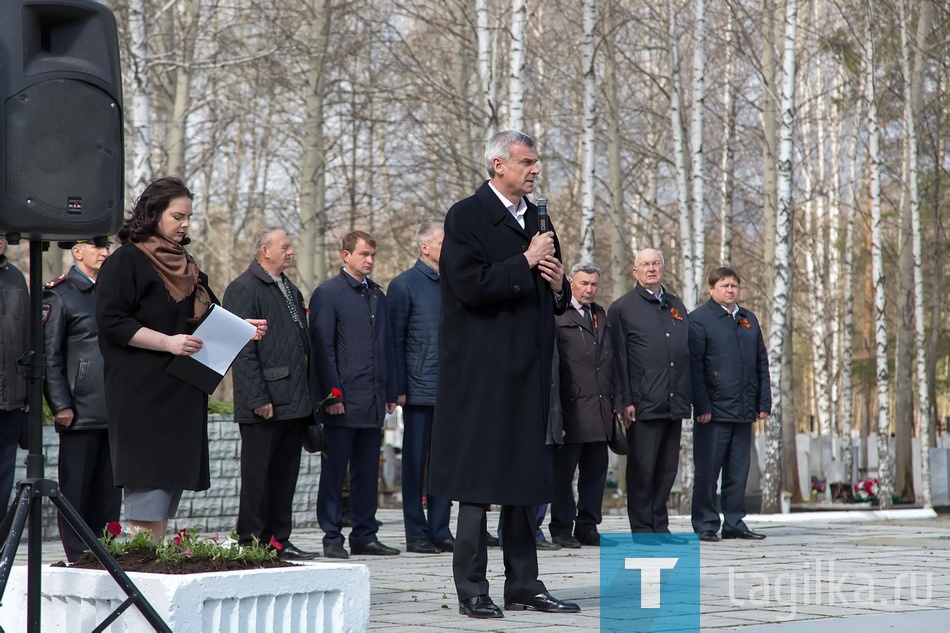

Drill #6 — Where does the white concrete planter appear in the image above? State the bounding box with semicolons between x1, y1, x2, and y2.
0;561;370;633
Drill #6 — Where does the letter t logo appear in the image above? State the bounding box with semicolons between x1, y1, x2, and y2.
625;558;679;608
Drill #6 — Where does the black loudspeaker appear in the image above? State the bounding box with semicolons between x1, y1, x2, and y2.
0;0;123;240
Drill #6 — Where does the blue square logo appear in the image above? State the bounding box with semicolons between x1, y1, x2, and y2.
600;533;700;633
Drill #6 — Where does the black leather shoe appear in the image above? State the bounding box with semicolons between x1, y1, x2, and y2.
459;594;504;619
485;532;500;547
536;539;562;551
699;531;720;542
277;542;318;560
505;591;581;613
323;543;349;559
352;540;401;555
435;538;455;552
575;532;600;546
722;529;766;540
406;540;441;554
552;535;582;549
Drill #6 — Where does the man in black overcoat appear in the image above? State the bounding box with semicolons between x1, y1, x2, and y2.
309;231;399;559
607;248;692;534
689;267;771;543
429;130;579;619
224;228;317;560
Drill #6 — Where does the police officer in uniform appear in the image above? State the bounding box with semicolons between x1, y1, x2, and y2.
43;237;121;562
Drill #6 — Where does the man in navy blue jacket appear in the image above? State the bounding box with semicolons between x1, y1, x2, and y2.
388;222;454;554
309;230;399;559
688;267;771;543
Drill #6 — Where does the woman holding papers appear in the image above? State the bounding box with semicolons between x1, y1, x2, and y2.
96;177;265;541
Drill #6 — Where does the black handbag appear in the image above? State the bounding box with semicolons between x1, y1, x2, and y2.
302;414;328;455
607;416;629;455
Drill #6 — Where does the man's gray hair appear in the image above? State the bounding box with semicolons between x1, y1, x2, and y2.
253;226;286;256
415;221;443;246
634;248;665;266
570;262;602;277
485;130;535;178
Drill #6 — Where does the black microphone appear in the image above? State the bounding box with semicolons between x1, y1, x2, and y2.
536;194;549;233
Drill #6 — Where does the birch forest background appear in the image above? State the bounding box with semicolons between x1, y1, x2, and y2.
19;0;949;511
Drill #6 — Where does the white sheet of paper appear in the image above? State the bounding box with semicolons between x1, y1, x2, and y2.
190;305;257;375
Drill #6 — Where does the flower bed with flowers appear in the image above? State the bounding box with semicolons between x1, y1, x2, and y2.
59;522;293;574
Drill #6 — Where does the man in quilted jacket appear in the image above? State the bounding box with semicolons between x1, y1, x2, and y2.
388;222;453;554
224;227;317;560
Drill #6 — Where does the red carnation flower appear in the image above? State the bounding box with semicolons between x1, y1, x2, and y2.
330;387;343;399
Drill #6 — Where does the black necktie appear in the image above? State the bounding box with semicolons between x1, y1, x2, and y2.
582;304;594;330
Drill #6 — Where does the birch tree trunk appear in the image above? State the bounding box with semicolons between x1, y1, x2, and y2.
902;0;933;506
166;0;201;178
579;0;597;263
687;0;706;308
668;0;693;301
127;0;153;196
604;0;626;301
476;0;498;133
866;0;893;510
508;0;527;130
718;12;736;266
762;0;798;514
841;93;862;490
761;0;780;287
298;0;332;291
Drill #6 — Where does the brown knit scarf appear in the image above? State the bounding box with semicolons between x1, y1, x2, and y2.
134;235;211;323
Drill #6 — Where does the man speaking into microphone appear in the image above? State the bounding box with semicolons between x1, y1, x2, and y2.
430;130;579;619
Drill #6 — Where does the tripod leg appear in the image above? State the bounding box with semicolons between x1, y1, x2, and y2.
0;483;34;599
51;493;171;633
0;486;25;551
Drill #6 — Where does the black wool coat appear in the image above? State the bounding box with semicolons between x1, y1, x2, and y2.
607;284;692;421
387;259;441;406
0;255;28;411
43;266;109;431
554;302;615;444
96;244;216;491
429;181;570;506
688;299;771;423
223;260;313;424
308;270;397;428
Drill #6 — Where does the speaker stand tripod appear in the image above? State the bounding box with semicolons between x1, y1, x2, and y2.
0;238;170;633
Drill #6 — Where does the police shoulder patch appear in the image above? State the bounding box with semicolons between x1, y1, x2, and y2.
44;273;68;289
42;304;51;324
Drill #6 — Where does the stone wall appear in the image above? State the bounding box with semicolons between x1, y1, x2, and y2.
12;414;322;542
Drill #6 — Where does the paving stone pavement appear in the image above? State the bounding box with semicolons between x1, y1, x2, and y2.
10;507;950;631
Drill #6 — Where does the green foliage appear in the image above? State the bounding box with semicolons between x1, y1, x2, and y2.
99;523;279;564
207;398;234;415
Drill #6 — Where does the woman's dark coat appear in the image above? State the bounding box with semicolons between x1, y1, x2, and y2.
688;299;771;422
555;302;614;444
308;270;396;428
96;244;216;491
429;181;570;506
223;260;313;424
